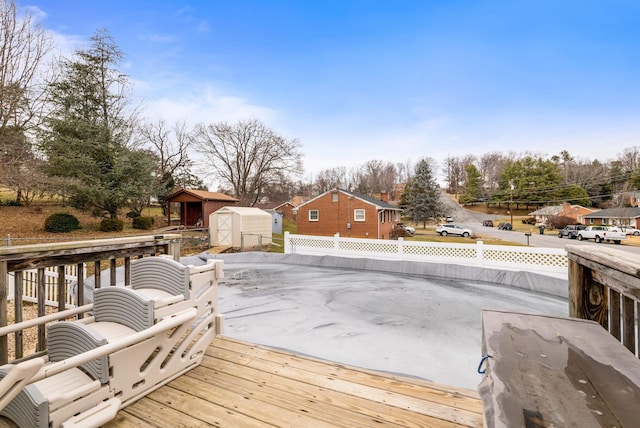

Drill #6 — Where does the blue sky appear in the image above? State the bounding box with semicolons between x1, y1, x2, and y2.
23;1;640;182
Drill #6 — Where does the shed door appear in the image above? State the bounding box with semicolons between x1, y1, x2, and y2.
217;214;233;246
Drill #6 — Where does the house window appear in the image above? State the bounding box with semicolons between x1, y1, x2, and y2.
309;210;319;221
354;209;365;222
589;218;594;224
332;192;339;202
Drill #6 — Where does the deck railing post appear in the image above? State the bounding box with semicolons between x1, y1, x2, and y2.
0;261;7;364
568;257;608;329
333;233;340;253
397;237;404;259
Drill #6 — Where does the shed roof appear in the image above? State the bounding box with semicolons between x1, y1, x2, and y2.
166;188;238;202
214;206;272;217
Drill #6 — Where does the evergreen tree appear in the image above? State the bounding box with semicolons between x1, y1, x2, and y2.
403;158;443;227
39;29;154;218
497;156;561;210
459;163;483;204
559;184;590;207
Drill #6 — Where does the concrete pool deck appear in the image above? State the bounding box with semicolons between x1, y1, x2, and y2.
185;252;569;389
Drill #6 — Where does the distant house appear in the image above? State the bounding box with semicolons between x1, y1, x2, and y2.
165;189;238;228
583;207;640;227
619;191;640;207
295;189;402;239
529;205;563;225
255;201;297;222
529;203;594;225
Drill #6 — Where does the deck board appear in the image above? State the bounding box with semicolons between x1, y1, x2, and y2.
109;336;483;427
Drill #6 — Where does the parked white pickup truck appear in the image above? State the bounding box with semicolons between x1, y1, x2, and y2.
576;225;626;244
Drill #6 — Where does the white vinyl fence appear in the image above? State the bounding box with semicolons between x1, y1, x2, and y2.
7;265;83;307
284;232;568;278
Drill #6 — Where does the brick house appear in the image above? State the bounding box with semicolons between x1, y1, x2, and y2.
255;201;297;222
295;189;402;239
529;203;594;225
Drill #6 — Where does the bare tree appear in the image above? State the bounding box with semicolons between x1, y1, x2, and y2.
478;152;508;198
395;159;413;183
192;119;303;206
617;147;640;175
0;0;53;201
0;0;52;129
138;119;195;212
314;167;348;193
442;156;465;195
351;160;397;195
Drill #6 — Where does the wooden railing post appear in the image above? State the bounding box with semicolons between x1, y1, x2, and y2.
14;271;23;359
57;265;66;312
37;268;46;352
568;257;608;329
0;261;7;364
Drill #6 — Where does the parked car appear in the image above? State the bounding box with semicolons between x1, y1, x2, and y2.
482;220;494;227
445;216;454;223
577;225;626;244
393;222;415;237
436;223;473;238
558;225;586;239
619;226;640;236
497;222;512;230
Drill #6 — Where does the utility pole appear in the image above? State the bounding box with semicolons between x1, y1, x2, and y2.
510;184;514;226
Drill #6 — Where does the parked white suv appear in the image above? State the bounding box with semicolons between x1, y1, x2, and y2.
436;223;473;238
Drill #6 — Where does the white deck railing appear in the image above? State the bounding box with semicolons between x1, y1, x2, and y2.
284;232;568;278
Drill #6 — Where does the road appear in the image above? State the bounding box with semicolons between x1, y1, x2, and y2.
439;191;640;255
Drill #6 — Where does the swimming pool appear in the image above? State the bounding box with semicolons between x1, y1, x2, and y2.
215;257;567;389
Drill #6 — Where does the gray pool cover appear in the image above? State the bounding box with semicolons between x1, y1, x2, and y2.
196;252;568;389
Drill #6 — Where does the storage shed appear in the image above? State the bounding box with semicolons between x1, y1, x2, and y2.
209;207;273;250
165;189;238;228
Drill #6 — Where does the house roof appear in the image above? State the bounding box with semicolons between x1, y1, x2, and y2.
583;207;640;219
166;188;238;202
529;205;563;216
296;188;402;211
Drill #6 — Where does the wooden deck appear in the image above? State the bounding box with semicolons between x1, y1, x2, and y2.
105;336;484;427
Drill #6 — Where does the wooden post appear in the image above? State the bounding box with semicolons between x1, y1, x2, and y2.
57;265;66;312
37;268;46;351
124;257;131;286
610;289;621;340
94;261;101;289
0;261;7;365
110;259;117;286
14;271;23;359
622;295;635;354
568;258;608;329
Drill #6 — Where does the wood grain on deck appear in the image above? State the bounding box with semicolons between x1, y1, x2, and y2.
107;336;483;427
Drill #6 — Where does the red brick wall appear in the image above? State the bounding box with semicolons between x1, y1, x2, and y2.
278;203;295;221
296;191;396;239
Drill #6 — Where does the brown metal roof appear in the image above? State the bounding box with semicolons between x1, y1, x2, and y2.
166;188;238;202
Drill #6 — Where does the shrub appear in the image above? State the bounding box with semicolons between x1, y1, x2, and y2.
99;218;125;232
44;213;81;233
132;216;154;230
1;199;22;206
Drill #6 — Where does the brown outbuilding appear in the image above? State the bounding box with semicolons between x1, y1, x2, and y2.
165;189;238;228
